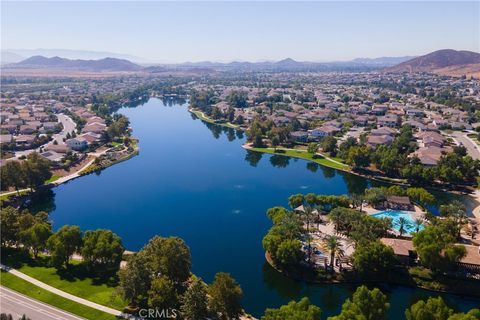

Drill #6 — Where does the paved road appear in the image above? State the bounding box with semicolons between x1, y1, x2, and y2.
0;265;122;316
0;286;85;320
450;131;480;160
14;113;76;158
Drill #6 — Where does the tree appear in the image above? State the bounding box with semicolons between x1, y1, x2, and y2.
0;161;26;192
148;276;179;309
288;194;304;209
226;91;248;108
118;253;151;306
398;217;410;237
21;222;52;258
181;278;209;320
328;286;389;320
346;146;371;169
22;152;52;189
320;235;344;269
448;309;480;320
46;225;82;268
406;188;435;209
405;296;454;320
262;297;321;320
352;240;396;276
209;272;243;320
439;201;468;238
307;143;319;157
81;229;124;271
142;236;191;285
320;136;337;155
1;207;21;245
276;239;303;266
413;225;467;273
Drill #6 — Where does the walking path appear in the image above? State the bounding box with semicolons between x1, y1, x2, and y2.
0;264;122;317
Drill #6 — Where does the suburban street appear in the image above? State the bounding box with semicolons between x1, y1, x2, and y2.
450;131;480;160
14;113;76;159
0;286;85;320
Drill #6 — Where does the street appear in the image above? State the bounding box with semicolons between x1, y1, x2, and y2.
0;286;85;320
450;131;480;160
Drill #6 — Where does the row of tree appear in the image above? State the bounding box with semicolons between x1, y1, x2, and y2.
118;235;244;320
262;285;479;320
1;207;124;271
1;152;52;192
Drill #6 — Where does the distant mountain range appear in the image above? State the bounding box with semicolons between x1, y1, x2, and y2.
1;49;147;64
386;49;480;76
9;55;142;71
4;50;479;76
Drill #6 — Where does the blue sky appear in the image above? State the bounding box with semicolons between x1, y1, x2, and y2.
2;1;479;63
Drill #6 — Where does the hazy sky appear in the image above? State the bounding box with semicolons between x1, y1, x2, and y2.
2;1;479;63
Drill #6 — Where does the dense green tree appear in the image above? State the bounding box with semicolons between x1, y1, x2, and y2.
405;297;454;320
346;146;371;169
0;160;26;192
439;200;468;238
307;142;319;156
328;286;389;320
413;225;466;272
142;236;191;285
288;194;304;209
406;188;435;208
118;253;151;306
181;278;209;320
320;136;337;155
226;91;248;108
23;152;52;189
1;207;21;245
209;272;243;320
21;222;52;258
448;309;480;320
81;229;124;271
276;239;303;266
46;225;82;268
352;240;396;276
262;297;321;320
148;276;179;310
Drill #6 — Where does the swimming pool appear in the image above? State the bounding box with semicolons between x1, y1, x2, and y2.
370;210;424;235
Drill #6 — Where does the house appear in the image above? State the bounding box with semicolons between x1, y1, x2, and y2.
385;195;414;211
380;238;417;265
377;115;399;127
79;132;102;144
406;109;425;117
19;124;37;134
15;135;36;146
309;125;340;138
40;151;64;163
417;131;444;148
45;143;71;153
410;146;445;166
0;134;12;144
66;137;88;151
366;134;393;148
289;131;308;143
82;122;106;134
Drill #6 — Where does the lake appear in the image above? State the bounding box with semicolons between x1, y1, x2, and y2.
43;98;479;318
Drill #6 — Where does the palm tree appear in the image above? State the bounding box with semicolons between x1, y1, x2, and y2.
398;217;410;237
321;235;344;269
414;218;423;233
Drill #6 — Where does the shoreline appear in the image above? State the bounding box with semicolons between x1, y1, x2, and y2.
264;252;480;299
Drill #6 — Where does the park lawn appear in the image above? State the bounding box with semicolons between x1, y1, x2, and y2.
249;147;349;171
0;271;119;320
44;174;61;184
1;249;126;311
189;108;240;129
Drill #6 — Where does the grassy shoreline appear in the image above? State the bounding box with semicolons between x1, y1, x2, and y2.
189;108;243;130
0;271;118;320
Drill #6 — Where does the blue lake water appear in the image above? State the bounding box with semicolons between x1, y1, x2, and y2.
44;99;479;317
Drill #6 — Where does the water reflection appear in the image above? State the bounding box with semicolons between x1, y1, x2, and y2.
245;150;263;167
262;262;303;298
306;162;319;173
270;154;290;168
27;188;56;214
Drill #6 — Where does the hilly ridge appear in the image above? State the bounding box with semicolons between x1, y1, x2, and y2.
10;55;142;71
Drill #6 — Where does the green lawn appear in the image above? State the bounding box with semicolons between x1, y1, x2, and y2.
249;147;349;171
45;175;61;184
189;108;240;129
0;271;119;320
1;248;126;311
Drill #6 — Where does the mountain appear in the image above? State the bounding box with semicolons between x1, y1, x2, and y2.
9;56;142;71
5;49;147;63
386;49;480;73
351;56;416;66
1;51;25;65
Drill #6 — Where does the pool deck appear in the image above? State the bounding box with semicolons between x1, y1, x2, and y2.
363;205;425;221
